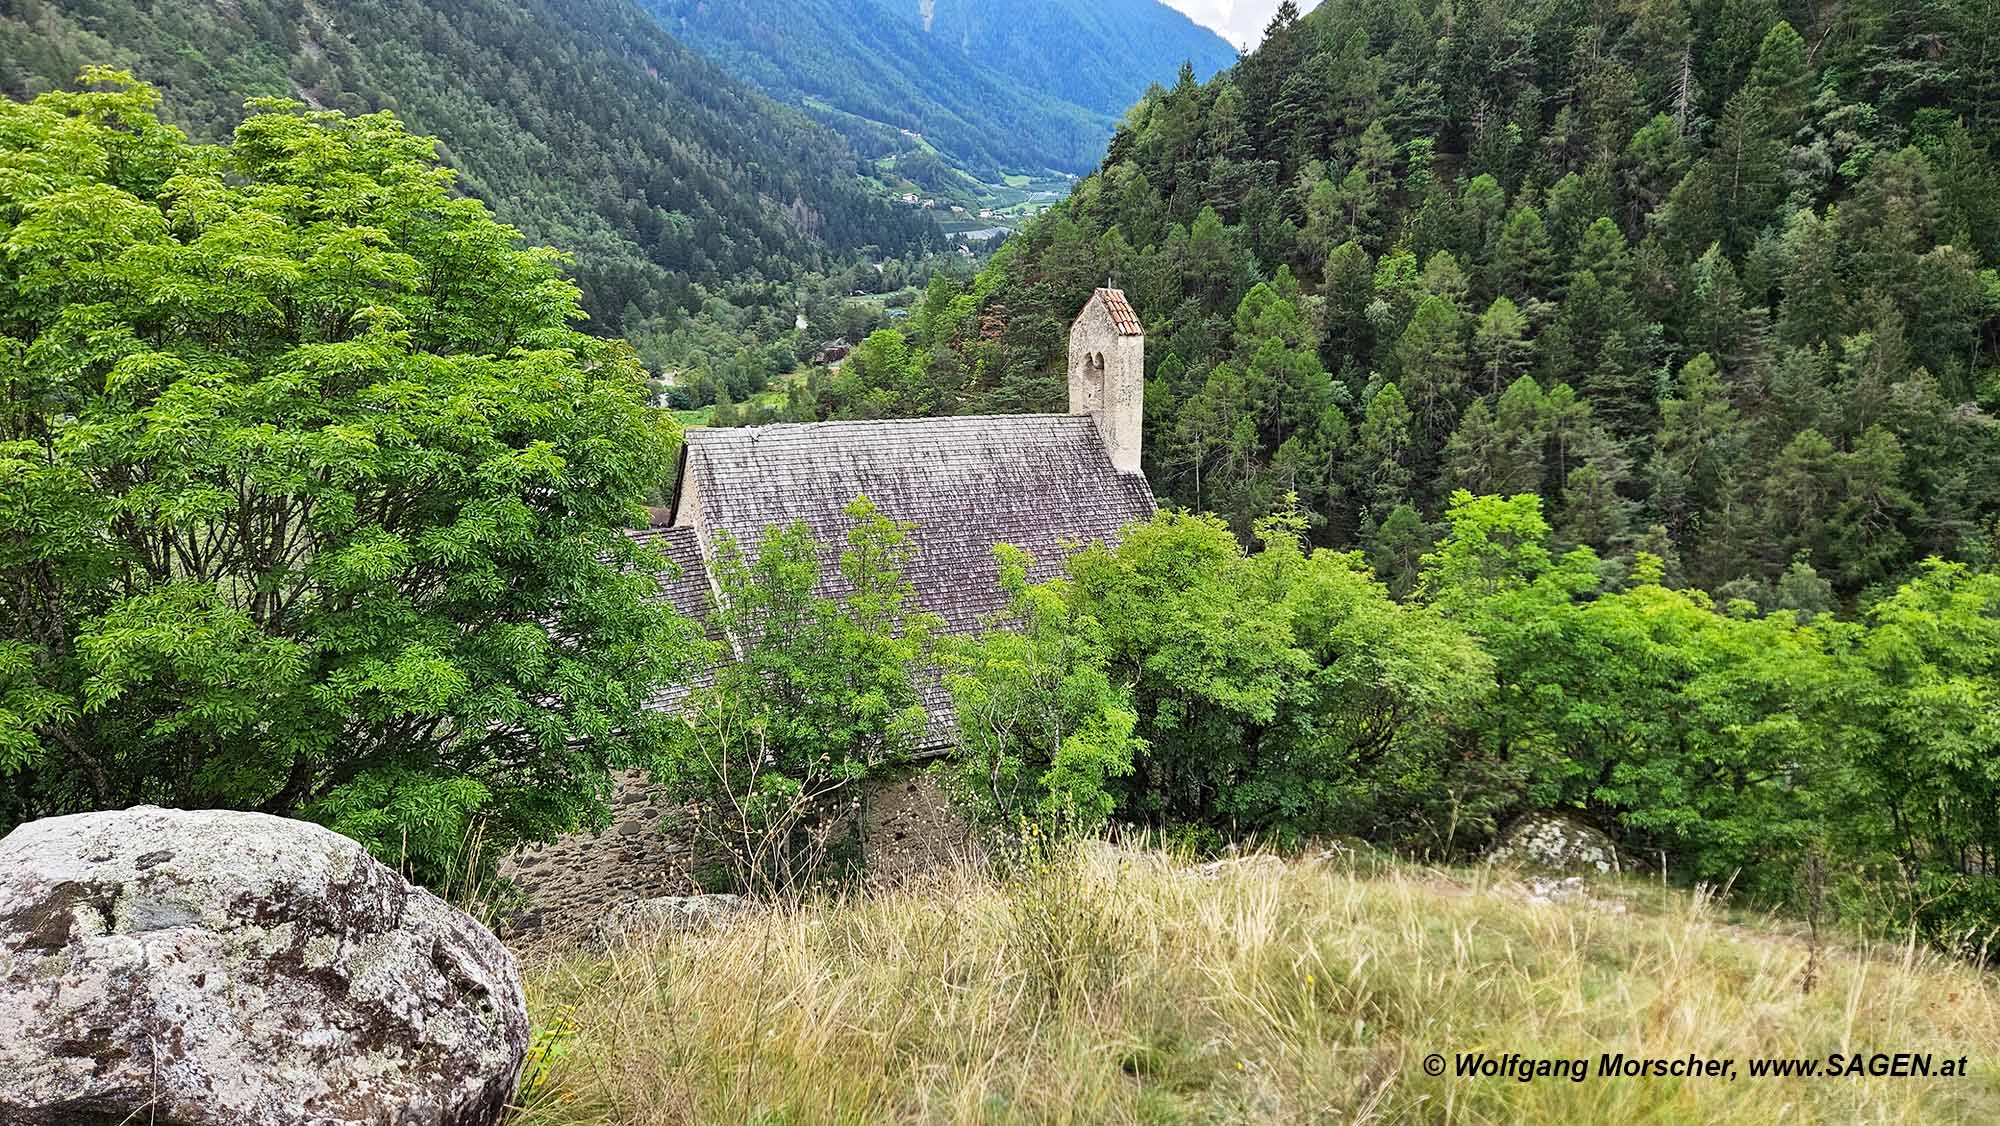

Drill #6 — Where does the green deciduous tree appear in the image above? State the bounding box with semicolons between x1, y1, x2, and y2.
655;498;936;892
1056;507;1490;848
943;545;1140;833
0;76;691;883
1824;562;2000;955
1421;493;1833;893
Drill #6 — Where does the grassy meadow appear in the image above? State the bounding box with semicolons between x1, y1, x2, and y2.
508;844;2000;1125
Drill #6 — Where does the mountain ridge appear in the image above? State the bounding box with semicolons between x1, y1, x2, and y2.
796;0;2000;606
0;0;939;337
642;0;1237;178
915;0;1240;120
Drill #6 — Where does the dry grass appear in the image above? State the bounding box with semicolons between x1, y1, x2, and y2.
510;843;2000;1125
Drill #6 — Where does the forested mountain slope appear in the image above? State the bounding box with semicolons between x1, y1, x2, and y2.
913;0;1240;132
639;0;1236;178
913;0;2000;604
0;0;937;337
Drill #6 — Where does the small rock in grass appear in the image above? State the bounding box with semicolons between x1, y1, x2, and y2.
1487;812;1623;875
593;894;757;947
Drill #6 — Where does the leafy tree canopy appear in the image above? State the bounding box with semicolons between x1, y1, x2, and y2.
0;75;694;883
649;497;937;892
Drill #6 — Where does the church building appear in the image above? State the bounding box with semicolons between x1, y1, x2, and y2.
636;289;1156;746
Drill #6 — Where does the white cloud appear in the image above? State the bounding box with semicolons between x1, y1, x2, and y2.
1162;0;1324;51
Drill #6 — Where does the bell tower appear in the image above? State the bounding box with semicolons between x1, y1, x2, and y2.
1067;288;1144;475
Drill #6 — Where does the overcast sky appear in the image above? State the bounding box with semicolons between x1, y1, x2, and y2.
1163;0;1324;51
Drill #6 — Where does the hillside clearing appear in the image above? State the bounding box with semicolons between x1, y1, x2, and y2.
510;846;2000;1124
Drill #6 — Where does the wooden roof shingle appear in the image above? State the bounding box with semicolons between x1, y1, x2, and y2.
677;413;1154;637
625;525;719;715
627;525;714;627
650;413;1155;748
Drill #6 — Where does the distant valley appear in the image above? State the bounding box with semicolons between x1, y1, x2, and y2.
0;0;939;340
3;0;1235;332
638;0;1238;201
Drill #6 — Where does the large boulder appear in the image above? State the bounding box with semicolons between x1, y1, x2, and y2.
0;806;528;1126
1487;812;1623;875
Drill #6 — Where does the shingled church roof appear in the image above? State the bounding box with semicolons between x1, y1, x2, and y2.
628;526;713;627
623;525;719;715
650;413;1152;748
669;413;1155;636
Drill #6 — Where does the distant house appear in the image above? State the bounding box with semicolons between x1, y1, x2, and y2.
978;209;994;219
643;290;1152;748
950;205;966;215
811;339;852;366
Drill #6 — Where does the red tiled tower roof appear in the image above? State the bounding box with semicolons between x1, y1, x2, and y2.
1077;288;1144;336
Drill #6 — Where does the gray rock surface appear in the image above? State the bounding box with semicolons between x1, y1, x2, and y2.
594;893;756;946
1488;812;1623;875
1518;874;1631;914
1190;853;1288;879
0;806;527;1126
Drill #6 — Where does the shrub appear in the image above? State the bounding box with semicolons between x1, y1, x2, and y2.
943;544;1140;835
966;505;1493;851
1822;562;2000;954
648;497;936;894
997;820;1127;1009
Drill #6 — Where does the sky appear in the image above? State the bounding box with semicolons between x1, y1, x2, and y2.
1162;0;1324;51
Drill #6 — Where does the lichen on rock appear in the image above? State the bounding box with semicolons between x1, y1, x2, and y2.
1486;812;1623;876
593;893;757;947
0;805;528;1126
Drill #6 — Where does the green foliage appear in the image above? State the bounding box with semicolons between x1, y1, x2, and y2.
1421;493;1833;890
1418;494;2000;950
943;545;1140;833
983;506;1497;850
0;78;693;884
650;498;937;892
1825;563;2000;955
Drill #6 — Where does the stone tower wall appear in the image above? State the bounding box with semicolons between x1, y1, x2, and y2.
1067;297;1144;474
